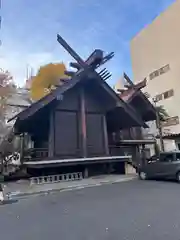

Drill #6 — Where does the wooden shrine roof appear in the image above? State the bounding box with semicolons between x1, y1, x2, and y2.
117;73;156;122
8;70;146;129
7;33;151;130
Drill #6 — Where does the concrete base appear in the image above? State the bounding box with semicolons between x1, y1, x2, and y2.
125;163;136;175
5;174;137;200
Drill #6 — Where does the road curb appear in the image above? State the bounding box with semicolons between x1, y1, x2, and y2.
7;176;136;200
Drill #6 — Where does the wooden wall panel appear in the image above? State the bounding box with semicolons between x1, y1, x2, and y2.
56;87;79;111
86;113;105;157
83;81;116;113
84;87;103;113
54;111;79;158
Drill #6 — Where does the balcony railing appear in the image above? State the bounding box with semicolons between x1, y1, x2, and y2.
23;148;82;161
112;131;141;142
116;127;155;141
23;148;48;161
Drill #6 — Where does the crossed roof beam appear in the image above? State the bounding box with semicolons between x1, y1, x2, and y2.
116;73;147;93
57;34;114;82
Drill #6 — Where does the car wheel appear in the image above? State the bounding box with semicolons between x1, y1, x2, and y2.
139;171;148;180
176;171;180;183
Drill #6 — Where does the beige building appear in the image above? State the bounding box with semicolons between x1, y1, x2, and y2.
131;0;180;141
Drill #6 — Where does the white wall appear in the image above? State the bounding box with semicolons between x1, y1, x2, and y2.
131;0;180;134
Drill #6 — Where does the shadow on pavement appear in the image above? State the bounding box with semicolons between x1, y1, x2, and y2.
0;199;18;205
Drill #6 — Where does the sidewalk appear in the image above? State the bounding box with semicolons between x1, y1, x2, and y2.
4;174;137;200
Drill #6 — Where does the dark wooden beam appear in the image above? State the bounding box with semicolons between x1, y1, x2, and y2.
70;62;81;70
124;72;134;86
116;89;126;93
99;69;109;78
64;70;75;77
98;69;112;80
101;72;111;80
57;34;114;71
80;87;87;157
102;115;109;155
48;111;54;157
97;52;114;68
57;34;86;68
85;49;103;69
103;74;112;81
98;68;106;75
124;84;132;89
58;78;70;84
20;133;25;164
124;72;147;90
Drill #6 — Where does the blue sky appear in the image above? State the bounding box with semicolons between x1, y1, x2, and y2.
0;0;175;86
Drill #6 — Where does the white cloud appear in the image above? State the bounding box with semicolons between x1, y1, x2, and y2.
0;46;72;87
0;0;175;88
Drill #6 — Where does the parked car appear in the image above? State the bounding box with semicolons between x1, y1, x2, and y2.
138;151;180;182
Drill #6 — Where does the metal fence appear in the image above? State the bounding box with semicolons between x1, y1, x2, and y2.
30;172;83;185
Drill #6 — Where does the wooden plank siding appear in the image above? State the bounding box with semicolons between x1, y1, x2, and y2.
51;84;109;159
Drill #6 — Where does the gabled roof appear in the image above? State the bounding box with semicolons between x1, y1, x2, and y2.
8;70;146;128
120;77;146;102
8;70;85;122
120;88;136;102
118;73;156;122
127;90;156;122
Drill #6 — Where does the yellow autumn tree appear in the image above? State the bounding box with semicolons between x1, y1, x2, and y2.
30;63;69;101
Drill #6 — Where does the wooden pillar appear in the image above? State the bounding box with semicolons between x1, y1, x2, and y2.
48;112;55;158
132;145;140;172
84;168;89;178
80;87;87;157
102;115;109;155
0;153;3;174
131;146;136;164
20;133;25;164
141;144;146;166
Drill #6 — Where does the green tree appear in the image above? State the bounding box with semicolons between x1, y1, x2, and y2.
156;105;169;121
155;105;168;152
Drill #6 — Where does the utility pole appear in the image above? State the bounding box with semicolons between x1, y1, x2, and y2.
26;65;29;80
26;64;34;80
153;98;165;152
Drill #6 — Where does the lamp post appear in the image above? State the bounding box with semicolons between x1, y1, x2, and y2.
153;98;165;152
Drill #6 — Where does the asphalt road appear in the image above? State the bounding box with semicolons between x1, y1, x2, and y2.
1;179;180;240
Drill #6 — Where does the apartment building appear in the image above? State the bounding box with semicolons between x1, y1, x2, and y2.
130;0;180;150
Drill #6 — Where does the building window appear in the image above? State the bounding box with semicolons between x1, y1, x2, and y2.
154;93;163;102
163;89;174;99
159;64;170;75
149;64;170;80
161;116;179;127
149;70;159;80
153;88;174;102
